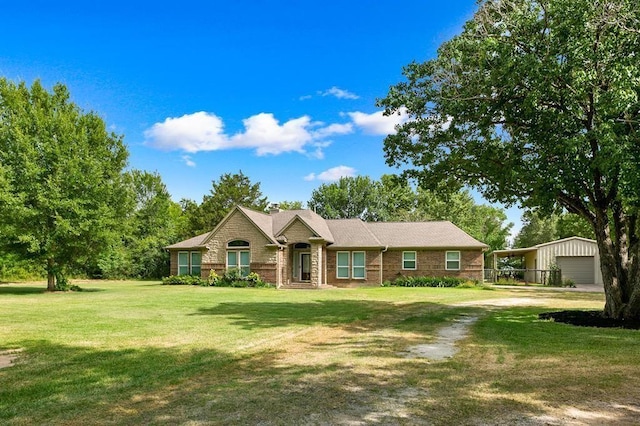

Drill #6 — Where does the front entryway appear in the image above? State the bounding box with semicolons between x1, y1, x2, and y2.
300;253;311;281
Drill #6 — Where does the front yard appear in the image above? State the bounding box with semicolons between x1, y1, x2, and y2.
1;281;638;425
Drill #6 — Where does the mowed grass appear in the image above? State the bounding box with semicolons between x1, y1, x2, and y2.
1;281;639;425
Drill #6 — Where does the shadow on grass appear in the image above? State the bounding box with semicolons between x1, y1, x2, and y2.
0;285;46;295
192;299;451;331
4;306;640;424
0;285;105;295
0;339;540;425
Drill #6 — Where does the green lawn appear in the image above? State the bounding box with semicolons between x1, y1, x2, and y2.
1;281;638;425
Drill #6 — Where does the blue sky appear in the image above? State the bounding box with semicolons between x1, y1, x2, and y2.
0;0;522;235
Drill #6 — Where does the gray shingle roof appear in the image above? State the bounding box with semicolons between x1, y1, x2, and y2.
165;232;210;249
326;219;381;247
365;221;488;249
167;206;488;251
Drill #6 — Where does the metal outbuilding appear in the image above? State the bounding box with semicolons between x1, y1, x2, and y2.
492;236;602;285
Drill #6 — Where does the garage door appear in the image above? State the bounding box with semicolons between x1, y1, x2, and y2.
556;256;595;285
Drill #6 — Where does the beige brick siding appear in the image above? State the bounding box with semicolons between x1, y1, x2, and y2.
203;209;277;264
280;219;316;243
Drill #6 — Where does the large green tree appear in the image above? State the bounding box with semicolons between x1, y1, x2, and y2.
0;79;129;290
413;188;512;253
308;176;386;221
514;210;594;248
97;170;183;279
185;171;269;235
378;0;640;319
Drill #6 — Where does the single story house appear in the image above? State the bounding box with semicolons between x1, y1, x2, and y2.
166;205;489;288
491;236;603;285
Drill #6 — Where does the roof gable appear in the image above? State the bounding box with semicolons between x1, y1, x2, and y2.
203;206;278;246
272;209;334;243
534;236;597;249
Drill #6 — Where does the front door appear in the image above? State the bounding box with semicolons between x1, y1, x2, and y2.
300;253;311;281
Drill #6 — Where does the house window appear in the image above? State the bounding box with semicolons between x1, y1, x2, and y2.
352;251;365;279
228;240;250;248
402;251;417;270
178;251;201;275
336;251;365;279
190;252;202;276
227;240;250;276
337;251;350;279
178;251;189;275
446;251;461;270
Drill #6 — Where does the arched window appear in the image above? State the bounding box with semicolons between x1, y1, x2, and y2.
294;243;310;249
227;240;250;248
226;240;250;275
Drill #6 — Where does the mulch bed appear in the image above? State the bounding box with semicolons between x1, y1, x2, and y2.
539;310;640;330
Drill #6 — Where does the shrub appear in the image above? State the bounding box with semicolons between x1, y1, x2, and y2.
208;269;273;288
163;270;273;288
385;276;467;288
222;268;244;284
207;270;220;286
546;264;563;286
162;275;207;286
456;280;481;289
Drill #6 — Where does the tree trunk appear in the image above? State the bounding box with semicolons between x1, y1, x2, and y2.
595;219;640;320
47;258;56;291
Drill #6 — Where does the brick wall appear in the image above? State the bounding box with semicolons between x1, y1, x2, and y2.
169;250;178;276
382;249;484;282
326;249;382;287
168;249;206;277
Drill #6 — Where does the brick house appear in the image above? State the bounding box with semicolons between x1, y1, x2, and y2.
166;205;488;288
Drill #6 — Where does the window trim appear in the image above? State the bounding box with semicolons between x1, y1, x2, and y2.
190;251;202;275
336;251;366;279
352;251;366;279
178;250;202;275
178;251;189;276
227;249;250;276
336;251;350;279
402;251;417;270
445;251;461;271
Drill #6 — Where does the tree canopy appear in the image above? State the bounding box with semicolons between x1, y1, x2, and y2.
0;79;129;290
183;171;269;236
378;0;640;319
514;211;595;248
308;175;512;253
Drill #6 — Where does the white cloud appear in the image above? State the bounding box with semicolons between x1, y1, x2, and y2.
320;86;360;100
312;122;353;139
145;111;352;157
304;165;356;182
299;94;313;101
181;155;196;167
144;112;227;153
230;113;314;155
346;107;409;135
